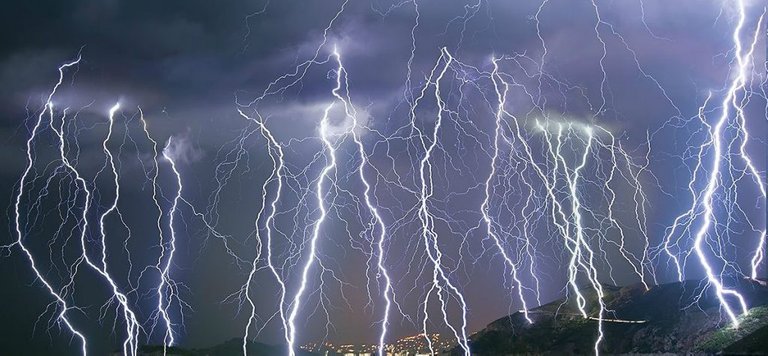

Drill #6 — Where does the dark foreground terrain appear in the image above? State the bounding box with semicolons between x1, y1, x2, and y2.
136;338;316;356
454;277;768;355
136;278;768;355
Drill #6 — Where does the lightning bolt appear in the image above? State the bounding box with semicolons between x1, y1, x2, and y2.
280;45;397;356
491;49;652;352
486;58;533;324
92;102;142;356
283;99;337;356
157;134;184;350
8;56;89;356
328;48;394;356
663;0;765;328
6;54;200;354
237;108;290;355
138;109;177;351
752;231;766;280
409;48;471;355
10;59;144;354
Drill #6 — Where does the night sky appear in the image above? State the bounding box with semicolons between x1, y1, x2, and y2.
0;0;766;354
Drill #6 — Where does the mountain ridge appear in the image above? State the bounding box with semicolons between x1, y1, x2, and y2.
453;277;768;355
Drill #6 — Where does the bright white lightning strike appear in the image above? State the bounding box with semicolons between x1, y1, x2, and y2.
282;46;395;356
410;48;471;355
752;231;766;280
487;58;533;324
329;48;394;356
139;109;177;351
237;108;290;355
8;58;195;354
666;0;765;328
157;136;184;349
95;102;142;356
10;57;89;356
285;102;337;356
